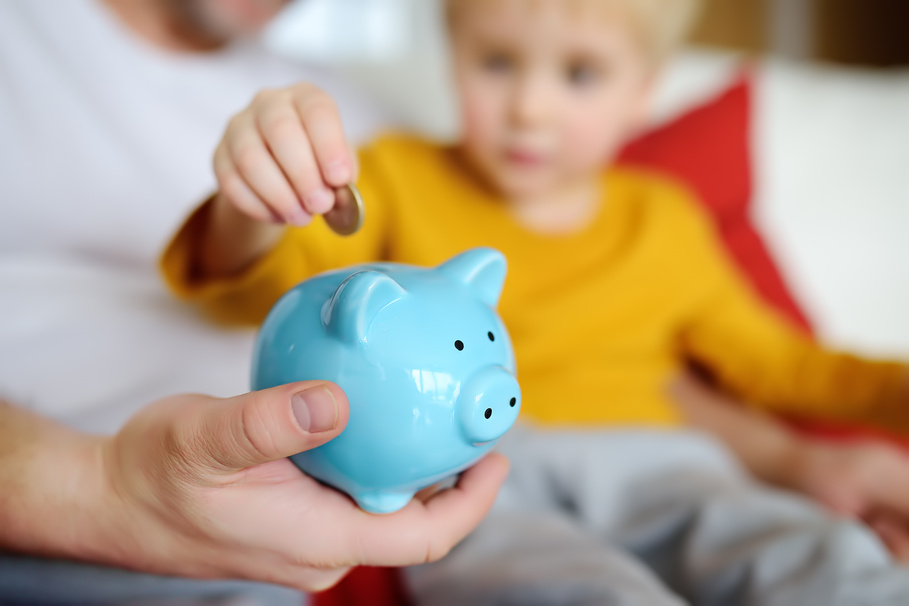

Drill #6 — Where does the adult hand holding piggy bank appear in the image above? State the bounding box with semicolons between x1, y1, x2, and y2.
252;248;521;513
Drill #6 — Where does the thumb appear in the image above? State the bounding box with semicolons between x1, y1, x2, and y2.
192;381;350;471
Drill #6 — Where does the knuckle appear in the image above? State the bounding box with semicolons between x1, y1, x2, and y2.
260;112;299;142
219;174;248;205
301;104;336;127
298;567;349;593
212;154;232;183
425;536;453;563
225;112;250;136
290;82;319;99
237;393;280;462
252;88;277;105
225;114;241;132
295;92;336;122
160;421;202;480
287;165;321;193
231;143;261;175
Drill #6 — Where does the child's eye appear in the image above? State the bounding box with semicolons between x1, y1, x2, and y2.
482;52;514;74
566;63;598;86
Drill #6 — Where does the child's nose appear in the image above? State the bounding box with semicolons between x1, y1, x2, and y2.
508;75;554;127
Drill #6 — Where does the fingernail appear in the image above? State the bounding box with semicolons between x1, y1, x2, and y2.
291;386;338;433
324;160;350;185
286;206;312;227
304;189;335;215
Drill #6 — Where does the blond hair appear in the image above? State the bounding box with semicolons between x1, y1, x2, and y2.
446;0;703;62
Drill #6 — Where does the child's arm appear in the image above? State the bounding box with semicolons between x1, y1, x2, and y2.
686;283;909;432
672;195;909;433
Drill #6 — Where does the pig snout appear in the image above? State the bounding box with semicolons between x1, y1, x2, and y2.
456;365;521;445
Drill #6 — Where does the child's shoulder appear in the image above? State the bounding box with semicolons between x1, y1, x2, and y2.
609;165;717;238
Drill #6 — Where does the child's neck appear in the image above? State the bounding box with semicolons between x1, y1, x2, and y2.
507;173;603;235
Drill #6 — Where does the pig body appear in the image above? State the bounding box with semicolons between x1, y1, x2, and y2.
252;248;521;513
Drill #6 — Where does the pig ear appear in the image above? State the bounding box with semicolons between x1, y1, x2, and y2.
322;270;407;343
437;248;507;307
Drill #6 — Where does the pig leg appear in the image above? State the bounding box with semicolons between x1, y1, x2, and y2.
355;489;416;514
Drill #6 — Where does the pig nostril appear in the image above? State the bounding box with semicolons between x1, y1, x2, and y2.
510;397;516;407
484;408;492;419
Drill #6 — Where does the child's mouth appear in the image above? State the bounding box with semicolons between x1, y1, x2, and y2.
504;148;546;168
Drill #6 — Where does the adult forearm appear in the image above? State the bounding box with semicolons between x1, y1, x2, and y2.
0;401;118;563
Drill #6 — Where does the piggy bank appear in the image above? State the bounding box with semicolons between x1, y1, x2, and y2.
251;248;521;513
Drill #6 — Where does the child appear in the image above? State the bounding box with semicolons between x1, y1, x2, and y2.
163;0;909;602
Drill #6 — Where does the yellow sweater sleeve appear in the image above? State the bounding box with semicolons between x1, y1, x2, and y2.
676;197;907;432
160;142;394;325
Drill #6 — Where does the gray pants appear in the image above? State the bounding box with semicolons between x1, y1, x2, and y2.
406;427;909;606
0;555;304;605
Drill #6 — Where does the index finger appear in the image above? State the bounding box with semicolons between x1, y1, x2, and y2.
291;85;356;188
349;453;510;566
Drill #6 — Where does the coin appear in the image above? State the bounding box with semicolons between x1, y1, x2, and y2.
323;183;365;236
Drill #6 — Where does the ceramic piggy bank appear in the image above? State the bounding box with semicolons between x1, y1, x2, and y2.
251;247;521;513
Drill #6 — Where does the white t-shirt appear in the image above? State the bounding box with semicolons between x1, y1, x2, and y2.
0;0;386;432
0;0;382;266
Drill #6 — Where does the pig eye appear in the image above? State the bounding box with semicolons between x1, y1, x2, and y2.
488;331;495;342
454;340;464;351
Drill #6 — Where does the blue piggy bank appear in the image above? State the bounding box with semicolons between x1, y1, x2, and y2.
251;248;521;513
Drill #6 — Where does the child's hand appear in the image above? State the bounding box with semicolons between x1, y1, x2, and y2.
792;439;909;563
213;84;356;226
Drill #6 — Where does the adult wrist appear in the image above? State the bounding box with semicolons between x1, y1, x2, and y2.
0;421;117;563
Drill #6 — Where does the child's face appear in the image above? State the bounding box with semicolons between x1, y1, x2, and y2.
450;0;654;199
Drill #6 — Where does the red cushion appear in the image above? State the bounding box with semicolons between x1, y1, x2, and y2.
311;566;411;606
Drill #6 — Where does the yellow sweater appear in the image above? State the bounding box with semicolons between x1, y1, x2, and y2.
162;135;907;430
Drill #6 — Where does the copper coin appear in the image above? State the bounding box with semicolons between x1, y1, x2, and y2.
323;183;365;236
